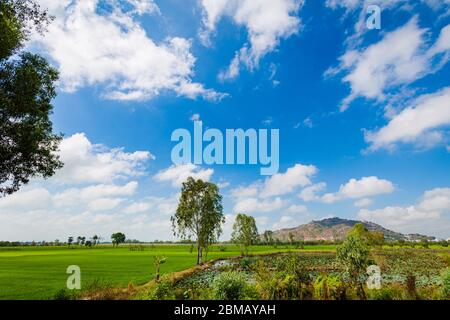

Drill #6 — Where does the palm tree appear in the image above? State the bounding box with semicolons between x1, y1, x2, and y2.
92;235;99;246
76;236;82;246
68;237;74;247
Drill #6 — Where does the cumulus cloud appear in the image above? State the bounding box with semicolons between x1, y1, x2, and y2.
365;87;450;151
234;197;286;214
354;198;374;208
0;188;51;211
34;0;225;101
55;133;153;184
321;176;395;203
358;188;450;230
328;18;450;111
298;182;327;201
261;164;317;197
272;215;308;230
286;204;308;214
200;0;303;79
0;132;175;241
154;164;214;188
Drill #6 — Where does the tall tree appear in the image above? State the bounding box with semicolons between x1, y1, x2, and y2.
67;236;73;247
231;213;259;256
337;232;370;299
263;230;273;246
171;177;224;265
111;232;126;247
0;0;62;197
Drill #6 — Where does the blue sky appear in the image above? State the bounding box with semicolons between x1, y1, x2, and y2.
0;0;449;241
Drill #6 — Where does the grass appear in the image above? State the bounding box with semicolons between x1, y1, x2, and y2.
0;244;336;300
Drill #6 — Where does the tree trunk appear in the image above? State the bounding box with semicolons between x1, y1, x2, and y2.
197;244;203;265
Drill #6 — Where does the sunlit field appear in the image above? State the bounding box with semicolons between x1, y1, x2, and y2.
0;244;336;300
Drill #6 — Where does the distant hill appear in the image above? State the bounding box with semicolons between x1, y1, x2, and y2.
270;217;435;242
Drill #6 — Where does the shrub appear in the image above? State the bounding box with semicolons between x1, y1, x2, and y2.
148;276;175;300
368;286;403;300
313;274;346;300
336;235;369;299
441;268;450;299
53;288;78;300
211;272;256;300
239;257;256;271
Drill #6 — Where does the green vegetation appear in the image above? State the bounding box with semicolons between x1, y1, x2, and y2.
232;213;259;256
171;177;224;265
0;244;315;300
0;0;63;197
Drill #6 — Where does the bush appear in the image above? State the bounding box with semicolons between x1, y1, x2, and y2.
53;288;78;300
313;274;347;300
368;286;403;300
148;276;175;300
211;272;256;300
441;268;450;299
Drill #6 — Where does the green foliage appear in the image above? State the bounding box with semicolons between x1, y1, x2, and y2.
336;234;369;298
154;255;167;282
313;274;346;300
441;268;450;299
263;230;274;245
254;256;313;300
111;233;126;247
1;1;62;197
0;0;51;60
368;285;404;300
53;288;78;300
172;177;224;265
148;276;175;300
232;214;259;256
211;272;257;300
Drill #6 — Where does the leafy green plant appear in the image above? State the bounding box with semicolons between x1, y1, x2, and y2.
211;272;256;300
313;274;346;300
368;285;403;300
337;232;369;299
441;268;450;299
148;276;175;300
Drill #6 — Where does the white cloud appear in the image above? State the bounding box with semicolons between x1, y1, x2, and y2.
335;18;428;110
123;201;152;214
0;131;176;241
234;197;286;213
354;198;374;208
272;215;303;230
365;87;450;151
298;182;327;201
88;198;125;212
358;188;450;228
53;182;138;207
321;176;395;203
0;188;51;211
229;184;259;199
154;164;214;188
200;0;303;79
55;133;153;184
261;164;317;197
34;0;225;101
286;204;308;214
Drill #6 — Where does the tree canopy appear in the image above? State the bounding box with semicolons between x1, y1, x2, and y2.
171;177;224;265
232;213;259;255
111;233;126;247
0;0;62;197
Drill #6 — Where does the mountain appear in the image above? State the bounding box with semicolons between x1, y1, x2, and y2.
270;217;435;242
